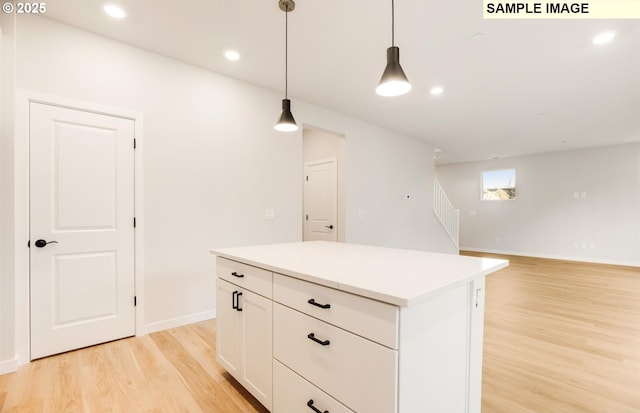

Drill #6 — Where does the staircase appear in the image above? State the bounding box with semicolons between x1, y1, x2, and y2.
433;179;460;251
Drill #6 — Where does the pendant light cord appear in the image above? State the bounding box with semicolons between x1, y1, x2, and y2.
391;0;395;46
285;5;289;99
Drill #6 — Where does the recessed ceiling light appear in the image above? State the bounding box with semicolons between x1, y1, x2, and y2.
104;4;126;19
224;50;240;61
593;31;615;45
430;86;444;96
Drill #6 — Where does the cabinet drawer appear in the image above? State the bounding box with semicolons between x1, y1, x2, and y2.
274;303;397;413
217;257;272;298
273;360;354;413
273;273;398;348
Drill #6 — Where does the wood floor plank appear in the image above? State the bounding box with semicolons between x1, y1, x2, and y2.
125;334;206;413
0;254;637;413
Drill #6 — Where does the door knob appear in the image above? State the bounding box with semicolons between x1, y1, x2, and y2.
325;225;334;230
34;239;58;248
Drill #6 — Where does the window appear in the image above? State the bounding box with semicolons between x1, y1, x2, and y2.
482;169;516;200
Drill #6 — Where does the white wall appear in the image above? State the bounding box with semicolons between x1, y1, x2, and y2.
343;122;456;253
0;13;17;374
0;16;454;367
436;143;640;266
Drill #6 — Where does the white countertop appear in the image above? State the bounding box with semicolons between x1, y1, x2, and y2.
211;241;508;307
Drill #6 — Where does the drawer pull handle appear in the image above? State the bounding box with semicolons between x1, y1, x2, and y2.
307;399;329;413
307;298;331;309
231;271;244;278
307;333;330;346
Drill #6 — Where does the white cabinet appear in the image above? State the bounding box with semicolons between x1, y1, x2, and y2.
214;242;508;413
216;278;242;377
216;259;273;411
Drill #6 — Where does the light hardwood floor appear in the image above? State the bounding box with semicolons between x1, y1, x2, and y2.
0;254;638;413
464;252;640;413
0;322;268;413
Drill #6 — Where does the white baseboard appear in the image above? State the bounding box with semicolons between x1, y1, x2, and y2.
460;247;640;268
0;357;18;375
140;310;216;336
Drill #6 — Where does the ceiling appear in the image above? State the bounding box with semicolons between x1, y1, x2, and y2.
42;0;640;164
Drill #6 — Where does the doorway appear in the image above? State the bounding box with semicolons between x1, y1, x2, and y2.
29;102;136;359
302;127;345;242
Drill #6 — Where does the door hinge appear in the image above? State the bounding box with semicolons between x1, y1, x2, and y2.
134;296;137;306
133;138;137;149
305;214;308;221
27;240;30;248
133;217;137;228
306;175;308;182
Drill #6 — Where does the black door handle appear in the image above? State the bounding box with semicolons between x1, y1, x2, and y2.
307;399;329;413
34;239;58;248
325;225;334;230
307;333;330;346
231;271;244;278
236;292;243;311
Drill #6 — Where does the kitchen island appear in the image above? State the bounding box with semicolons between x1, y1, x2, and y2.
212;241;508;413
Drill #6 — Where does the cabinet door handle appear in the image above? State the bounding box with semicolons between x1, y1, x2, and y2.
307;298;331;309
232;291;238;310
231;271;244;278
307;399;329;413
236;292;243;311
307;333;330;346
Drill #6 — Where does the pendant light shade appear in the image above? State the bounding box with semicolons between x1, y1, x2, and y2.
376;46;412;96
274;0;298;132
275;98;298;132
376;0;411;97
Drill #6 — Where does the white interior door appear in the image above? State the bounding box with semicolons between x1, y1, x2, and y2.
304;158;337;242
30;102;136;359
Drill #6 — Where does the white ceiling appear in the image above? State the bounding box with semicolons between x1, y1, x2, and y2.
42;0;640;164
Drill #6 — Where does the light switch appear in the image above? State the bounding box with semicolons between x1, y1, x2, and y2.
265;209;275;221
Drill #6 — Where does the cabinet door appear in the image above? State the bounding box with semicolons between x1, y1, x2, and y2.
241;289;273;411
216;279;242;379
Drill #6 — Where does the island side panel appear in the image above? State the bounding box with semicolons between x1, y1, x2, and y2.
397;281;470;412
467;276;486;413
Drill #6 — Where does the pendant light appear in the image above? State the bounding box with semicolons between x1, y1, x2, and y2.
376;0;411;97
274;0;298;132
